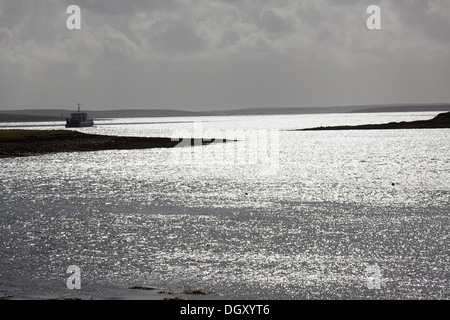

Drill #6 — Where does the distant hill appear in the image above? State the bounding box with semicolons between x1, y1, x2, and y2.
209;104;450;115
0;113;63;122
350;104;450;113
1;103;449;121
0;109;208;120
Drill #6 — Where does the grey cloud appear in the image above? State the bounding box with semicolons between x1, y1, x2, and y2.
0;0;449;110
0;0;31;26
390;0;450;42
260;9;295;34
75;0;178;15
154;21;206;55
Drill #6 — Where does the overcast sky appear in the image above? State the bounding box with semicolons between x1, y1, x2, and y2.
1;0;449;111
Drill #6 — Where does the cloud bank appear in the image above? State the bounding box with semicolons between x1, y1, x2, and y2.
1;0;449;110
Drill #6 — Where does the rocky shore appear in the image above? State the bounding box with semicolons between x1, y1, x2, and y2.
298;111;450;131
0;130;223;158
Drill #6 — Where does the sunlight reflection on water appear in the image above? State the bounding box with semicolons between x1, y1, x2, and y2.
0;112;449;299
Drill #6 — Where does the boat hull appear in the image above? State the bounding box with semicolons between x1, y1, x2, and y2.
65;120;94;128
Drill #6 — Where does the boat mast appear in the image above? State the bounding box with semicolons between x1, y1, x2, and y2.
77;103;81;113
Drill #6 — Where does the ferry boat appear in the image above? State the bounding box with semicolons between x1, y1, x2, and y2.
65;104;94;128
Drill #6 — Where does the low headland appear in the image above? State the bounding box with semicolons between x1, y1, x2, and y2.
0;130;225;158
298;111;450;131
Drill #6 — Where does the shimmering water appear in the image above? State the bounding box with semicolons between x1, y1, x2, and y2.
0;112;449;299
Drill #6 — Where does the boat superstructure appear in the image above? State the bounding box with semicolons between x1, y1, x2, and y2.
65;104;94;128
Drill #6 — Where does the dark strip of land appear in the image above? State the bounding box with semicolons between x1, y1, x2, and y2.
0;113;63;122
0;130;225;158
2;103;450;121
297;111;450;131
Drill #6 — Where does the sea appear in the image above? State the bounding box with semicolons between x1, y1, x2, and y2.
0;112;448;300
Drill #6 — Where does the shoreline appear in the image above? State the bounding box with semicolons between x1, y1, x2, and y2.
297;111;450;131
0;130;226;158
0;285;216;301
